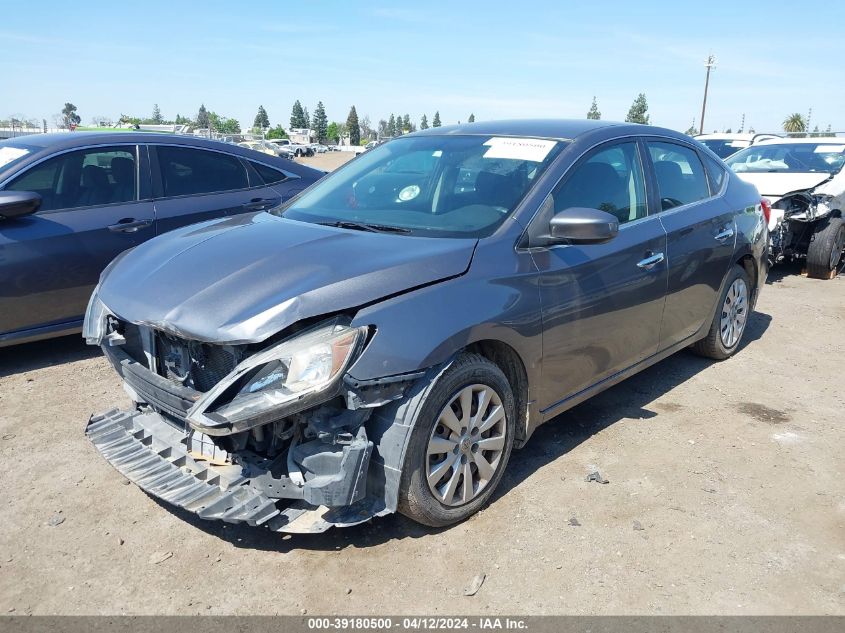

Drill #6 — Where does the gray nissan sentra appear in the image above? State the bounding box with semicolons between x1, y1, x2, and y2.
84;120;768;533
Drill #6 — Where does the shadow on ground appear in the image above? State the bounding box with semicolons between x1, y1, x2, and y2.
0;335;98;379
164;310;772;553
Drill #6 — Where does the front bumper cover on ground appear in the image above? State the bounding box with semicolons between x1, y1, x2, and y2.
85;408;386;534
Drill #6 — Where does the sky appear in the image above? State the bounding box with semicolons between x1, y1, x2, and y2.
2;0;844;135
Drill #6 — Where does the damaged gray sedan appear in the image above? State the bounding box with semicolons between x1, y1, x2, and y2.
85;120;768;533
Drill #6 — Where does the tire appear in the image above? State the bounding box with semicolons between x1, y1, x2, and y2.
398;353;516;527
806;216;844;279
692;264;752;360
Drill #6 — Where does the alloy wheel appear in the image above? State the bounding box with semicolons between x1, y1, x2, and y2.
720;278;748;348
426;384;507;506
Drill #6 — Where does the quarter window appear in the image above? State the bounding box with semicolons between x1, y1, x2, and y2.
250;161;288;185
5;146;137;213
157;146;248;197
702;154;726;194
552;142;648;225
647;141;710;210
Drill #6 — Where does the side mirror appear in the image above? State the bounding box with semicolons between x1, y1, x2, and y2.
548;207;619;244
0;191;41;221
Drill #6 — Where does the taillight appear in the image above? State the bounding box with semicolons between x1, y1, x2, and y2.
760;198;772;224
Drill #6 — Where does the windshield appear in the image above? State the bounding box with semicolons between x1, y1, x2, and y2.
698;139;749;159
0;142;36;173
726;143;845;174
277;135;565;237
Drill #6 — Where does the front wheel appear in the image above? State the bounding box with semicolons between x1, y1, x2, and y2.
398;354;515;527
806;216;844;279
692;264;752;360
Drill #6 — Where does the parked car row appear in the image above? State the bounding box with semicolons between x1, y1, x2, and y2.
79;120;769;534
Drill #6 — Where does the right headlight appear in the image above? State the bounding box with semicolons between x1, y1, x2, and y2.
82;290;113;345
186;319;366;434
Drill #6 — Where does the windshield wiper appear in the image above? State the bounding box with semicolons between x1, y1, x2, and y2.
318;220;411;234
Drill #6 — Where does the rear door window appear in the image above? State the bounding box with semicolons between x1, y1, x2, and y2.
647;141;710;210
156;146;249;197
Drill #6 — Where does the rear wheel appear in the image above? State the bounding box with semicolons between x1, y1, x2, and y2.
692;264;751;360
806;216;844;279
398;354;515;527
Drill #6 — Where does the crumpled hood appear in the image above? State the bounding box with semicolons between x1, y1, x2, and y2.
98;212;476;344
733;171;833;201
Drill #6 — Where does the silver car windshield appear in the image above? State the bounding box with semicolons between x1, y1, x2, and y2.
278;135;566;237
726;143;845;175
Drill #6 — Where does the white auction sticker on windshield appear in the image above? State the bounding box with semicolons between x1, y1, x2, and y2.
483;137;556;162
0;147;29;168
815;145;845;153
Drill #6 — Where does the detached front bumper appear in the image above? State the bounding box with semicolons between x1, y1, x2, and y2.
86;408;386;534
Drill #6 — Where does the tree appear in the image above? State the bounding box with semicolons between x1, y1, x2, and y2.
151;103;163;124
782;113;806;135
346;106;360;145
290;100;306;129
253;105;270;130
432;111;441;127
326;121;340;144
387;114;396;137
208;112;241;134
420;114;429;130
313;101;328;143
684;118;697;136
468;113;476;123
196;104;210;129
303;107;311;130
267;124;288;140
625;94;650;124
586;97;601;120
360;115;374;141
402;113;413;133
377;119;389;138
61;102;81;128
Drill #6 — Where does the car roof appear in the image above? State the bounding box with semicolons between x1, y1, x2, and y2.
2;131;245;151
407;118;668;141
756;136;845;145
695;133;755;141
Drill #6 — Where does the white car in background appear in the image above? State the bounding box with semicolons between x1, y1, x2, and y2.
725;137;845;278
695;133;780;159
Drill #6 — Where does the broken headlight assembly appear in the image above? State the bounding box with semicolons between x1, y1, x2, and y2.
186;319;367;435
82;290;114;345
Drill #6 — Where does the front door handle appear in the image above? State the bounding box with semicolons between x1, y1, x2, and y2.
637;252;665;270
715;227;735;241
107;218;153;233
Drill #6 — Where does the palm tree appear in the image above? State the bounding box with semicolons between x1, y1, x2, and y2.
782;113;807;136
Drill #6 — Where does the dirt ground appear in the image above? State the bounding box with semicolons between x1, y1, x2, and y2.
295;151;357;172
0;263;843;616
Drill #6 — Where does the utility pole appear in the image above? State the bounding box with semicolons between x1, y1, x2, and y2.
699;54;716;135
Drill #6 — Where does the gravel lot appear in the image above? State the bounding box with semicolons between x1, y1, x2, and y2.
0;260;843;615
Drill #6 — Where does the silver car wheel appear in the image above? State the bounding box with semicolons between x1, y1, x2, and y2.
426;384;507;507
720;278;748;348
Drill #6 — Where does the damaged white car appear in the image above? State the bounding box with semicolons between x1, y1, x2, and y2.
726;137;845;278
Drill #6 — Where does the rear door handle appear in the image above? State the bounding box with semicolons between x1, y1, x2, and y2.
636;252;665;270
107;218;153;233
715;227;735;241
242;197;276;211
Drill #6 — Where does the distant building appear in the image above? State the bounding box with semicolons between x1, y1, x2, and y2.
289;128;314;144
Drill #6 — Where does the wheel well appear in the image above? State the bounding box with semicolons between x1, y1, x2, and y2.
465;340;529;445
737;254;757;297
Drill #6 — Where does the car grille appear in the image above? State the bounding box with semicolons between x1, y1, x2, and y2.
155;333;241;392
